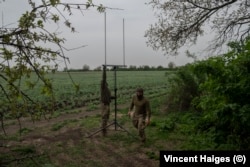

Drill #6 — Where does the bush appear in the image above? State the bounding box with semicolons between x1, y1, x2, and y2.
193;38;250;149
165;37;250;149
165;64;201;112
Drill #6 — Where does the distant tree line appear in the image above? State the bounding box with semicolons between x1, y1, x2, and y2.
63;62;176;72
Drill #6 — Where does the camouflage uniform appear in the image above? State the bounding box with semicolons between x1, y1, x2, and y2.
129;89;151;142
100;80;111;136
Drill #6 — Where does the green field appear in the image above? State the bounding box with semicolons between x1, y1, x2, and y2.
47;70;169;100
0;70;172;117
24;71;168;104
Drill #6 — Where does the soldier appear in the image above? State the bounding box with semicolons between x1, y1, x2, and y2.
128;88;151;142
100;79;112;136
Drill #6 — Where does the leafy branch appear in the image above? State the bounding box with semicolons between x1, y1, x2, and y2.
145;0;250;55
0;0;120;133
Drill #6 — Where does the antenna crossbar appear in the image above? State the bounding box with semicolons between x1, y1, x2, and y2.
103;64;127;68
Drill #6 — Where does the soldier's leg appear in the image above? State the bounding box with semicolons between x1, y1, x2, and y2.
132;115;138;129
138;116;146;142
101;104;110;136
132;120;138;130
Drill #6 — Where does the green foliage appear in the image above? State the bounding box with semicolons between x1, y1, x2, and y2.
149;111;218;150
165;64;200;112
195;37;250;149
159;117;176;132
166;37;250;150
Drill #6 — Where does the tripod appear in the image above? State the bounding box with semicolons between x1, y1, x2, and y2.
87;65;134;138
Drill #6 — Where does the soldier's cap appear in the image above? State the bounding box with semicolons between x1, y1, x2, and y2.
136;88;143;92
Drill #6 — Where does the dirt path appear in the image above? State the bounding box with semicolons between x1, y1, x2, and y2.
1;106;96;136
2;103;130;136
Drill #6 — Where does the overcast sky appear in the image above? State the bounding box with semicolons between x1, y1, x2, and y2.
1;0;210;70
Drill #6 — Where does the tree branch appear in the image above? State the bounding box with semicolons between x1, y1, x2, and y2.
186;0;237;11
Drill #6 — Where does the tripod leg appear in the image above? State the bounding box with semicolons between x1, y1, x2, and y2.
102;119;108;136
114;122;137;139
86;122;115;138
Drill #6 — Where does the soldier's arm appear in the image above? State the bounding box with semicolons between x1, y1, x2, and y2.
128;96;135;117
129;96;135;111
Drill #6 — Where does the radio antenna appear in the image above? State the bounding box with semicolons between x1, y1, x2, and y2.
104;12;107;66
123;18;125;66
87;17;134;138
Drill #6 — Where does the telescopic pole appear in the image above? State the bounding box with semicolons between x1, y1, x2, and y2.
123;18;125;66
114;66;117;130
104;12;107;66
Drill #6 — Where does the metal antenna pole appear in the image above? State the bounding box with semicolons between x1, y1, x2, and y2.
2;12;4;28
104;12;107;66
123;18;125;66
114;66;117;130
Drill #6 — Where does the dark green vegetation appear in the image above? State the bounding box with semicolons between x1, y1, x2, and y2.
166;37;250;150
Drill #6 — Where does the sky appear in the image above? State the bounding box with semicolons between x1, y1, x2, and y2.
1;0;211;70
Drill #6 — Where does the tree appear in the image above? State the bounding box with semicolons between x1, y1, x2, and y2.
129;65;137;70
94;66;102;71
156;65;164;70
167;61;175;69
142;65;151;70
82;64;90;71
145;0;250;55
0;0;106;126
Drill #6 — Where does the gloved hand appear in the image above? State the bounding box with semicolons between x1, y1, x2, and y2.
145;118;150;126
127;111;134;119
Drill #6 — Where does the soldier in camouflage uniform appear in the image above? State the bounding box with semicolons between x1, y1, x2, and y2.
128;88;151;142
100;66;113;136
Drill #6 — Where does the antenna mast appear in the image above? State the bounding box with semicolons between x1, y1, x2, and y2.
123;18;125;66
104;12;107;66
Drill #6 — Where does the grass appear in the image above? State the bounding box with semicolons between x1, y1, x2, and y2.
79;114;100;129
